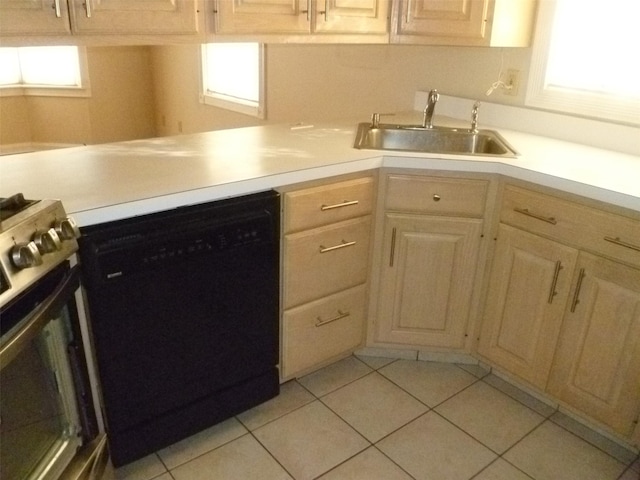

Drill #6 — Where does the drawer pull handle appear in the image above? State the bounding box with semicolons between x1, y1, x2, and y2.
514;207;557;225
570;268;586;313
433;194;441;202
316;310;350;327
604;236;640;253
321;200;359;211
548;260;563;304
319;240;356;253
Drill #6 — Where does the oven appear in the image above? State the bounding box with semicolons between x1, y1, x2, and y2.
0;194;110;480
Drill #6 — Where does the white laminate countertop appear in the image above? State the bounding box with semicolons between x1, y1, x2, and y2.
2;113;639;227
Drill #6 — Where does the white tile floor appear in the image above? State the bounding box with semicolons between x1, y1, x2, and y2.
114;355;639;480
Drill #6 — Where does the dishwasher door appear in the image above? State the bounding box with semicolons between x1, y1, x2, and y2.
79;191;280;467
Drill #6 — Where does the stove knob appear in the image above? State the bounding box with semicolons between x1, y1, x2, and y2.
54;217;81;241
11;242;44;269
33;228;62;254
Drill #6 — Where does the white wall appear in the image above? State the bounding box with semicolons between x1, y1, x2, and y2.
0;43;532;145
151;43;531;136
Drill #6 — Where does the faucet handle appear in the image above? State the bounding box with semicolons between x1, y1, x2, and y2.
371;112;395;128
470;101;481;133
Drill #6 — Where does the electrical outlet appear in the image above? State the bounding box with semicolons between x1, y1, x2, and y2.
504;69;520;96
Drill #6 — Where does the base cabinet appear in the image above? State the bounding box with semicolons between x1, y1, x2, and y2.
279;175;375;379
479;182;640;442
370;173;489;351
374;213;483;348
547;252;640;437
477;224;578;390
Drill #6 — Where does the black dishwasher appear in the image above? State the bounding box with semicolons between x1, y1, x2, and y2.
79;190;280;467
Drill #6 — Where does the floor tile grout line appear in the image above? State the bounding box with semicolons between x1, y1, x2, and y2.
467;456;536;480
246;429;298;480
368;409;432;446
475;370;640;465
488;419;550;480
373;363;485;411
153;421;251;473
368;444;419;480
316;379;431;446
236;382;316;432
311;444;420;480
296;356;376;398
477;368;558;419
247;397;373;480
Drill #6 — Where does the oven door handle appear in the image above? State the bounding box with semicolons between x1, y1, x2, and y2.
0;264;80;370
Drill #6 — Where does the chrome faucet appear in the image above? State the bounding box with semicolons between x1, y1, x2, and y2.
422;89;440;129
470;101;480;133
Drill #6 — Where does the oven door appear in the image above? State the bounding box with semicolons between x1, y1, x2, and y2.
0;263;107;480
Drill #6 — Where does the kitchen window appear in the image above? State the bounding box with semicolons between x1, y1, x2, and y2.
0;46;90;97
200;43;264;119
526;0;640;126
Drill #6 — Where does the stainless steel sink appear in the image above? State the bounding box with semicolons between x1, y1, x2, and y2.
353;123;518;157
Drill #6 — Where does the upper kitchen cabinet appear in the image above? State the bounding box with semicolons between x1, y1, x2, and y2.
0;0;72;36
209;0;390;42
390;0;536;47
69;0;199;36
0;0;200;44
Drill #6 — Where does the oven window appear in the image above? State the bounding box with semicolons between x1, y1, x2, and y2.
0;308;82;480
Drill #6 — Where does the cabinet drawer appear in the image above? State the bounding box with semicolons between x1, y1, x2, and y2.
385;175;488;217
283;216;371;309
501;185;640;267
283;177;374;233
282;284;366;379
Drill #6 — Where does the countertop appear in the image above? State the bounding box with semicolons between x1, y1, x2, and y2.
2;112;639;227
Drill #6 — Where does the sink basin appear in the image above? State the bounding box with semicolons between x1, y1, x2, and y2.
353;123;517;157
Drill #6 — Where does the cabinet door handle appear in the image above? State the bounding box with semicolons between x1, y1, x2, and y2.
318;0;328;21
570;268;586;313
389;227;397;267
300;0;311;21
514;207;557;225
83;0;91;17
319;240;356;253
604;236;640;253
316;310;350;327
53;0;61;17
548;260;563;304
320;200;359;211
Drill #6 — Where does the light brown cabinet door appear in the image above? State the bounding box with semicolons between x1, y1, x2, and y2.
313;0;389;34
393;0;488;42
374;213;483;349
0;0;72;36
547;252;640;436
69;0;198;35
214;0;310;34
391;0;534;46
478;224;579;389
